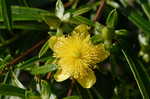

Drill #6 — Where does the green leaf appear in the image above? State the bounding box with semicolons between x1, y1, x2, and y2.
91;34;103;44
106;9;118;28
136;61;150;93
122;50;150;98
115;29;128;36
67;1;99;16
0;84;25;98
39;41;49;58
43;15;61;29
0;0;13;31
120;7;150;34
56;0;64;19
63;96;81;99
0;22;49;30
138;0;150;20
17;56;53;70
71;16;94;26
18;0;29;6
31;64;57;75
25;90;41;99
0;6;55;22
41;80;51;99
72;7;92;16
91;87;104;99
0;6;61;30
12;72;25;89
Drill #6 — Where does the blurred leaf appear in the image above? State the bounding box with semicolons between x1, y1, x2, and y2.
67;1;99;16
0;0;13;30
91;87;104;99
41;80;51;99
120;7;150;34
63;96;81;99
0;22;49;30
138;0;150;20
106;9;118;28
25;90;41;99
43;15;61;29
12;72;25;89
136;61;150;92
71;16;94;26
106;0;120;8
122;50;150;98
91;34;103;44
0;6;55;22
0;84;25;98
56;0;64;19
115;29;128;36
31;64;57;75
0;54;12;70
18;0;29;6
17;56;53;70
86;89;94;99
72;7;92;16
39;41;49;58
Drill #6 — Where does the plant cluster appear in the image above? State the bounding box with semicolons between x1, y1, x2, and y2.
0;0;150;99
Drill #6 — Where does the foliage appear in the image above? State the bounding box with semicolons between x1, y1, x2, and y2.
0;0;150;99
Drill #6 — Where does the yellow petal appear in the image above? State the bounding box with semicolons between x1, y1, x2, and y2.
76;69;96;88
48;36;58;49
54;69;71;82
97;44;110;62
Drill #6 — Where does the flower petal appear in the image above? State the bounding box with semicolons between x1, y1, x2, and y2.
54;69;71;82
48;36;58;50
97;44;110;62
76;69;96;88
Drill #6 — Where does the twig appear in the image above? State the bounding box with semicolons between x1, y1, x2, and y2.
7;39;46;67
0;40;46;74
46;72;51;80
67;80;74;96
93;0;106;22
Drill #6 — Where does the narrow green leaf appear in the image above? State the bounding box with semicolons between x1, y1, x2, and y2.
17;56;53;70
0;6;55;22
141;3;150;20
136;61;150;93
0;22;49;30
72;7;92;16
31;64;57;75
122;50;150;99
71;16;94;26
17;0;29;6
63;96;81;99
106;9;118;28
12;72;25;89
120;7;150;34
25;91;41;99
86;89;94;99
0;84;25;98
115;29;128;36
39;41;49;58
41;80;51;99
91;87;104;99
67;2;99;16
91;34;103;44
138;0;150;20
0;0;13;30
43;15;61;29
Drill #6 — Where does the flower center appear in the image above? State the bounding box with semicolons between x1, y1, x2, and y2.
73;51;82;58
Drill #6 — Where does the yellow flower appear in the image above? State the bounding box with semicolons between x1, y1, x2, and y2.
49;24;110;88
